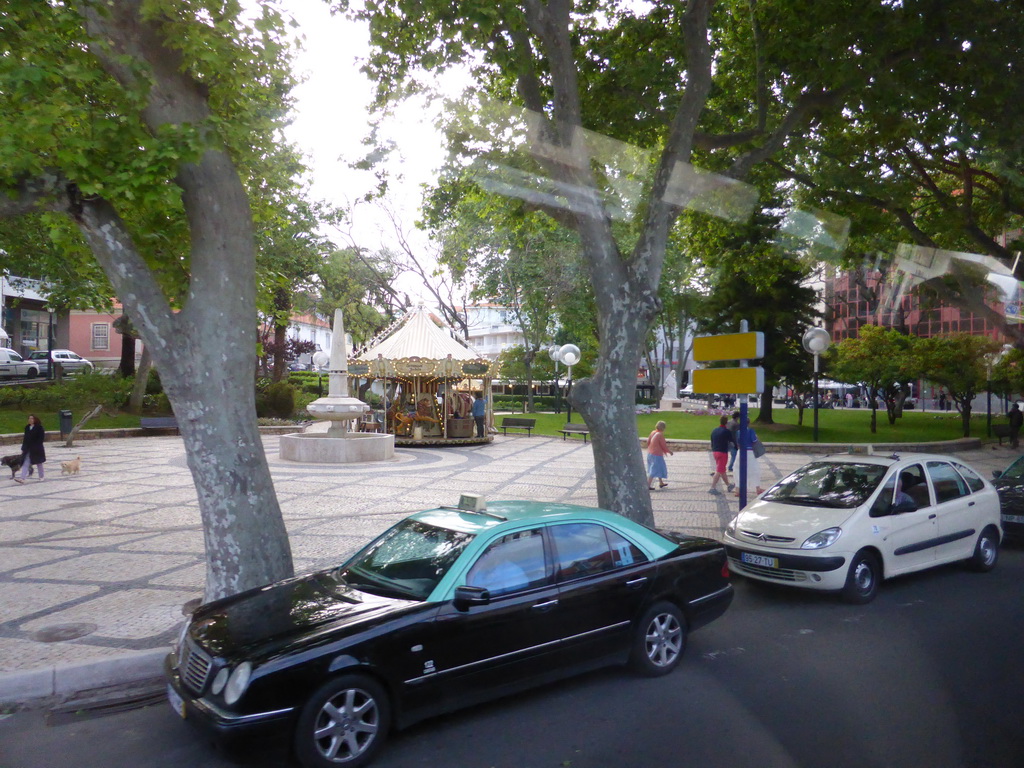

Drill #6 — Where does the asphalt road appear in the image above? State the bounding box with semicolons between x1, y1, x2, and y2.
3;547;1022;768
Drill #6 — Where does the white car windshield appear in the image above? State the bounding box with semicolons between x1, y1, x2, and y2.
761;462;888;509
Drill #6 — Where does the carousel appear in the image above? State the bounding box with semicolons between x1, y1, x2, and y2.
349;305;499;446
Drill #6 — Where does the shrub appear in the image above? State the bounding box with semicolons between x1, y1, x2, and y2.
0;372;132;411
258;380;296;419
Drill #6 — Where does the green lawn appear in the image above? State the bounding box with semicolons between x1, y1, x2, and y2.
0;404;992;444
0;410;141;435
498;407;988;443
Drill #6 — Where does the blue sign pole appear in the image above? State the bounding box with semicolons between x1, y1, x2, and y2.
739;399;748;508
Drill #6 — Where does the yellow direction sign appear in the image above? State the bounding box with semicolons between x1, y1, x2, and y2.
692;367;764;395
693;332;764;362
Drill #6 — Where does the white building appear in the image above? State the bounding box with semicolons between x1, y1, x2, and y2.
458;301;524;362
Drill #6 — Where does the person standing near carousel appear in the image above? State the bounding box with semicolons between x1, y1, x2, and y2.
472;391;486;437
15;413;46;483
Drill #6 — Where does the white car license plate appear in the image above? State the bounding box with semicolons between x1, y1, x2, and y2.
1002;514;1024;524
167;683;186;719
741;552;779;568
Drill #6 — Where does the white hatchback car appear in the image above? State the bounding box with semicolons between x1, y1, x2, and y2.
723;453;1002;603
27;349;94;374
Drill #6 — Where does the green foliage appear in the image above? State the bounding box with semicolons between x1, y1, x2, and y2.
829;325;923;432
918;333;1002;437
257;379;296;419
0;372;131;411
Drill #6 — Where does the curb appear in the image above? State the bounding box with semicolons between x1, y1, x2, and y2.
0;649;166;709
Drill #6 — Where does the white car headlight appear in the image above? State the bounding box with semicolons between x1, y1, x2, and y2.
801;527;842;550
726;517;738;537
211;667;230;696
223;662;252;705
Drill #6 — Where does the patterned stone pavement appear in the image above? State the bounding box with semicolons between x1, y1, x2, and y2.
0;429;1014;705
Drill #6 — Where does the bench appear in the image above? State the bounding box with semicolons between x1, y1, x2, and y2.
993;424;1012;445
140;416;179;432
559;423;590;442
499;417;537;436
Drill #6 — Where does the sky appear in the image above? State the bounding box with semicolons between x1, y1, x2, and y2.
279;2;453;301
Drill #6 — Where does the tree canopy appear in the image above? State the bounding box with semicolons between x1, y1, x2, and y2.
0;0;317;599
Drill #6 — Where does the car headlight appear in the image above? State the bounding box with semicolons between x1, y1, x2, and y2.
725;517;738;537
211;667;230;696
801;527;842;550
223;662;252;705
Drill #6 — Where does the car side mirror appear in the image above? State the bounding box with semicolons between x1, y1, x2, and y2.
453;585;490;611
992;470;1002;479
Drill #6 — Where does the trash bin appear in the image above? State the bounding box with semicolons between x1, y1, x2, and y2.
59;409;73;437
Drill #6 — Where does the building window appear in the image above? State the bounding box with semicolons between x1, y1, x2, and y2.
92;323;110;351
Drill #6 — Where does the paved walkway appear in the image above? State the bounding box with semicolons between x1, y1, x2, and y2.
0;429;1015;706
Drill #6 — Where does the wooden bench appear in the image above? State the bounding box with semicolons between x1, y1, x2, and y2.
993;423;1013;445
499;417;537;436
140;416;179;432
559;423;590;442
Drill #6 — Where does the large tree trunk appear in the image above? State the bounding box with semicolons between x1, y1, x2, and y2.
126;345;152;415
75;3;292;600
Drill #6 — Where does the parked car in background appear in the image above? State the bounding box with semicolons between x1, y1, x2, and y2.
724;453;1001;603
991;456;1024;540
166;498;733;768
0;348;40;378
27;349;94;374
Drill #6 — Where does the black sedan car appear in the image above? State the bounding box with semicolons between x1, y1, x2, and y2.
165;498;733;768
992;456;1024;539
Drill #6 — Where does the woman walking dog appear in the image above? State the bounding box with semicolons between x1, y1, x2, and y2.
15;413;46;484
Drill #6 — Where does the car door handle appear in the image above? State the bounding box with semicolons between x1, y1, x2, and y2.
929;514;936;519
968;501;975;507
626;577;648;589
531;599;559;611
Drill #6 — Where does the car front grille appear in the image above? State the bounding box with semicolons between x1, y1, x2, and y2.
730;558;807;582
179;639;213;694
738;529;796;544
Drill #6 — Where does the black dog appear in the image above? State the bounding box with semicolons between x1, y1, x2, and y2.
1;454;33;479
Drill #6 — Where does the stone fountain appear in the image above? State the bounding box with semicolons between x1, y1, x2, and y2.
279;309;395;463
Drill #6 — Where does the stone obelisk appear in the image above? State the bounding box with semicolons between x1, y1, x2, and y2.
305;309;369;436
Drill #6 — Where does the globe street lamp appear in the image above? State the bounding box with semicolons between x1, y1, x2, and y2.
312;350;330;397
559;343;581;423
802;327;831;442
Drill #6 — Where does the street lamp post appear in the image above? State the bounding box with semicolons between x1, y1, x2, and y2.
312;350;329;398
548;345;562;414
802;327;832;442
559;344;581;423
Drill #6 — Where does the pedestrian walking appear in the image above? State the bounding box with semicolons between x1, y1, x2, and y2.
472;392;486;438
735;426;765;496
15;413;46;484
646;420;674;490
1009;403;1023;449
726;411;740;472
709;415;736;494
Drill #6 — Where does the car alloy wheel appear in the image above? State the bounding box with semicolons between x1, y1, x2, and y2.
969;526;999;572
294;674;390;768
842;550;880;604
630;601;687;677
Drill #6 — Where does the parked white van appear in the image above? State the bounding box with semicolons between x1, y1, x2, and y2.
0;348;41;379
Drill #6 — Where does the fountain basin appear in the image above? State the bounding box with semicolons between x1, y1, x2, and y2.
279;431;394;463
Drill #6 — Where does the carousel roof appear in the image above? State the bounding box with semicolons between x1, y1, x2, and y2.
353;304;485;362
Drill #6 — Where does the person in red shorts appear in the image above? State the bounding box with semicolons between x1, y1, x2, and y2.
709;415;736;495
646;420;674;490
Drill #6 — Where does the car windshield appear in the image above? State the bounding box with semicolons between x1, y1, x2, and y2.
28;352;46;360
338;519;474;601
762;461;888;508
1000;456;1024;480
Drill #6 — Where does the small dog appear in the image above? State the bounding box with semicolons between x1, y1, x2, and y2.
61;456;82;475
2;454;33;479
